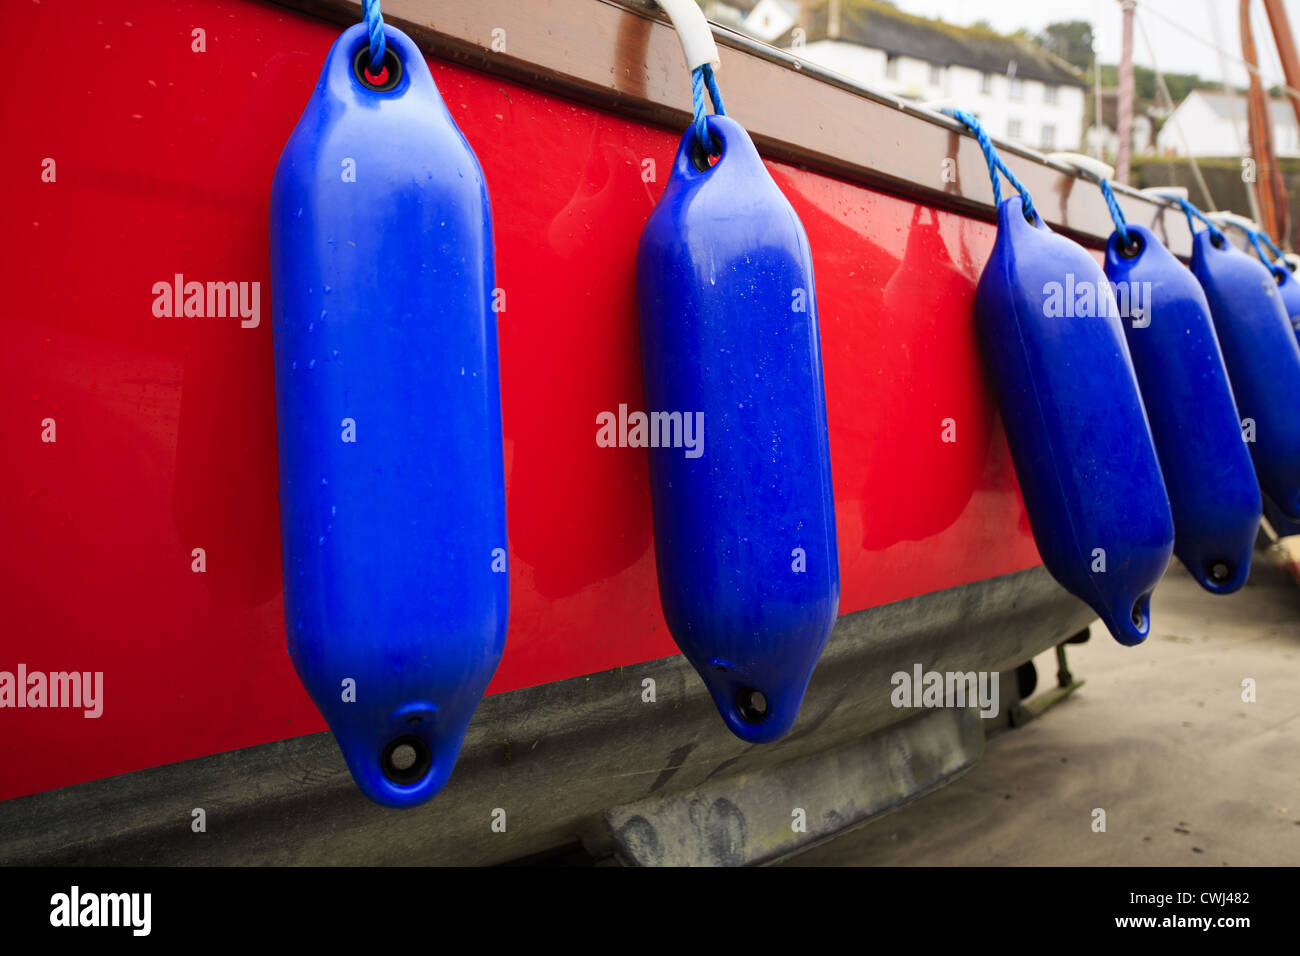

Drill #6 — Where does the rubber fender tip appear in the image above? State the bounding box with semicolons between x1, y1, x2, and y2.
1104;594;1154;647
1191;555;1251;595
713;684;802;744
345;741;458;809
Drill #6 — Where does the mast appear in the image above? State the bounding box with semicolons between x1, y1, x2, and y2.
1242;0;1288;242
1262;0;1300;126
1262;0;1300;247
1117;0;1136;183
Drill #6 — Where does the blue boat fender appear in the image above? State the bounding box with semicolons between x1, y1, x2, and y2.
975;197;1173;645
1103;223;1260;594
636;113;840;742
1236;224;1300;341
270;22;509;808
1190;229;1300;520
1273;263;1300;343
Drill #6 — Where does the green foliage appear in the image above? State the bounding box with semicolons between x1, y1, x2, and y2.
1036;20;1094;71
1096;63;1221;103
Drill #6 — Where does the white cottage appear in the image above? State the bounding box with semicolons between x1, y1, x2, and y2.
1156;89;1300;158
741;0;1088;151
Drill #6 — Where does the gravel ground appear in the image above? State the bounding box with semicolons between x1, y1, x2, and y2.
784;551;1300;866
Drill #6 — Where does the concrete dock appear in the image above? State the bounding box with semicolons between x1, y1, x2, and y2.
785;552;1300;866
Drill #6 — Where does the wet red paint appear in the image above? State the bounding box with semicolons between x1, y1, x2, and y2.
0;0;1040;801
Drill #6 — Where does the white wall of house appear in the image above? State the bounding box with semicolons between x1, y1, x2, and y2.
797;41;1085;150
1280;122;1299;155
799;39;888;84
1155;93;1238;157
1156;91;1300;157
744;0;798;42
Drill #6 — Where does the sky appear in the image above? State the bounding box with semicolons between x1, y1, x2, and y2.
889;0;1300;88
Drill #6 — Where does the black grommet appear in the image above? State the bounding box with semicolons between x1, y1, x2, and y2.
736;687;768;723
381;735;432;785
353;44;402;92
691;133;722;172
1118;232;1144;259
1131;602;1145;629
1207;560;1232;584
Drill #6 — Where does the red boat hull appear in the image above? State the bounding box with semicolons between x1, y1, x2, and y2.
1;0;1041;804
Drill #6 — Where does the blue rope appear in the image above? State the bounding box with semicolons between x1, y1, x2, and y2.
1205;214;1288;277
1257;229;1285;261
1244;229;1287;279
1097;179;1132;248
1170;196;1226;246
691;64;726;154
944;109;1036;221
1255;230;1293;278
362;0;386;71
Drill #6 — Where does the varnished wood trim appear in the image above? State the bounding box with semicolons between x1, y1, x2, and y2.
269;0;1198;254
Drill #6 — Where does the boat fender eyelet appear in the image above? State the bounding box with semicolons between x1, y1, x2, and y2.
353;45;402;92
381;735;432;786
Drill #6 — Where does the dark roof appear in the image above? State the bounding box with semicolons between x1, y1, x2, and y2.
779;1;1087;88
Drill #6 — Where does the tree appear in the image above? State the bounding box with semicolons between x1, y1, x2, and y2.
1037;20;1095;71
